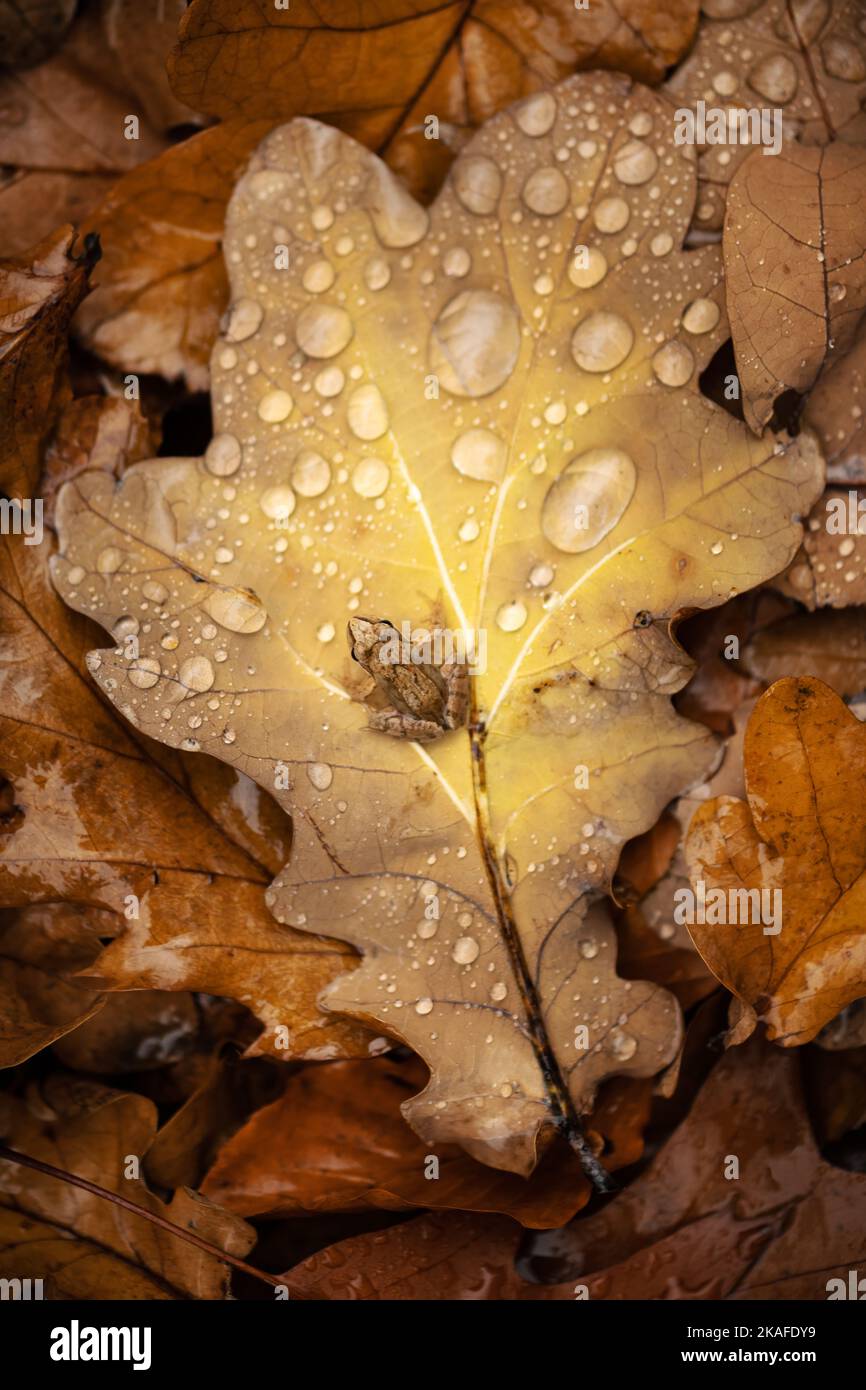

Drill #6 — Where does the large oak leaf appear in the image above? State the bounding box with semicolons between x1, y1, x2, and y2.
54;74;823;1174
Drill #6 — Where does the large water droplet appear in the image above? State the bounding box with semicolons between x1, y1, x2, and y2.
593;197;630;233
822;36;866;81
347;383;389;440
314;366;344;398
260;485;296;521
443;246;471;278
179;656;215;693
366;164;429;246
609;1028;638;1060
307;762;333;790
613;139;658;186
522;167;569;216
292;451;331;497
571;312;634;373
257;389;293;423
128;657;161;689
541;448;637;553
96;547;122;574
205;434;242;477
496;600;527;632
364;257;391;291
351;457;390;498
682;298;720;334
225;298;263;342
430;290;520;397
453;155;502;215
569;247;607;289
515;92;557;136
450;428;506;482
652;340;695;387
452;936;480;964
296;303;353;358
748;53;799;102
204;586;268;634
302;260;335;293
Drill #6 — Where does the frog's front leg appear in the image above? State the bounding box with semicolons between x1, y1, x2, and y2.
440;660;470;730
368;707;446;742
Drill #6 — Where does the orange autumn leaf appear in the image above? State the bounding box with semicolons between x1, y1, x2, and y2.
282;1039;866;1299
200;1055;652;1230
168;0;700;200
685;677;866;1046
76;120;275;388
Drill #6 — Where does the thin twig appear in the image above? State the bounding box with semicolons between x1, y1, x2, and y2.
0;1143;286;1295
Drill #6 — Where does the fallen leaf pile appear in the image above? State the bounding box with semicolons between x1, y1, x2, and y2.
1;0;865;1304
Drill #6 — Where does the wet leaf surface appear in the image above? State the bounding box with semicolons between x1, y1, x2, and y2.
53;76;824;1174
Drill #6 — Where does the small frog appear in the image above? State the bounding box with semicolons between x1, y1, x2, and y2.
347;617;469;741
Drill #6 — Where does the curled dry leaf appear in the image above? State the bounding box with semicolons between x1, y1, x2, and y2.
804;323;866;483
52;989;201;1074
41;392;156;524
0;225;98;499
724;143;866;434
168;0;700;200
666;0;866;234
284;1038;866;1299
0;903;108;1066
53;75;824;1176
0;1077;255;1299
200;1054;652;1230
0;1;186;257
0;535;368;1062
686;676;866;1046
76;119;275;389
775;486;866;607
0;0;77;69
742;605;866;692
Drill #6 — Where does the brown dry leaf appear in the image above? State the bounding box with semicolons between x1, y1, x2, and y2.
168;0;699;202
686;676;866;1046
804;324;866;484
75;119;275;388
743;605;866;691
666;0;866;234
41;392;156;523
52;990;201;1073
0;903;108;1066
0;1;188;258
816;997;866;1049
0;0;77;68
284;1039;866;1299
0;1076;254;1299
724;143;866;433
0;534;368;1062
53;76;824;1176
100;0;196;133
0;225;98;499
775;486;866;607
144;1054;284;1191
201;1054;651;1230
